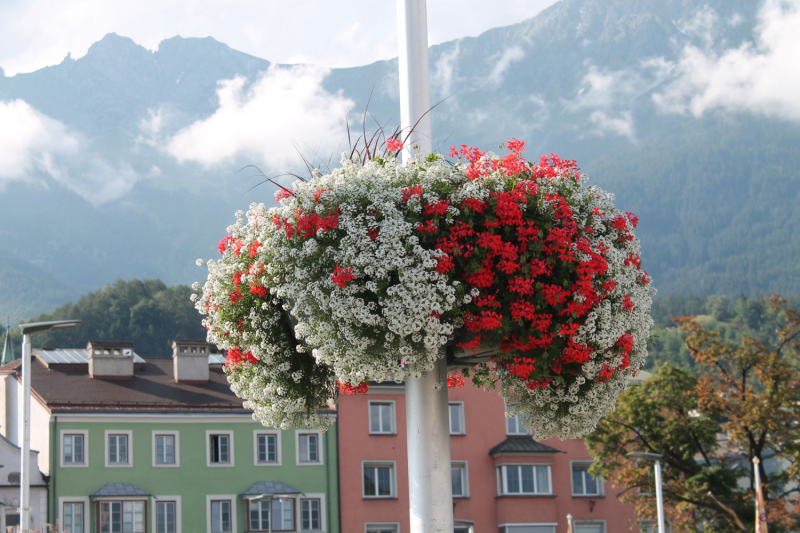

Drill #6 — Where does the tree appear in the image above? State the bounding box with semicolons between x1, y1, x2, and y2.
585;296;800;532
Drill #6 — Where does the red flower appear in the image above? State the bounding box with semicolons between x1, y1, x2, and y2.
424;200;450;216
622;295;635;312
368;228;379;241
338;380;369;395
447;372;466;389
217;235;236;254
402;185;423;201
229;289;243;303
331;264;355;288
232;271;242;287
249;241;260;259
386;138;403;152
248;283;268;298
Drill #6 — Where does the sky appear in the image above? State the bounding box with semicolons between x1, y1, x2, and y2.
0;0;559;76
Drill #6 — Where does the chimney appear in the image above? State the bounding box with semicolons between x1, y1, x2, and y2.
87;340;135;379
172;340;210;383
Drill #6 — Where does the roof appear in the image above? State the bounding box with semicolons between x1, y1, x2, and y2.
4;357;246;412
240;481;302;497
87;340;135;348
91;482;151;497
488;437;563;455
37;349;146;364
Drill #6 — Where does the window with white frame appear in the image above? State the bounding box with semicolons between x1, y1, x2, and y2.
365;524;398;533
451;462;468;497
301;499;320;531
449;402;465;435
454;522;474;533
248;500;270;531
498;464;552;495
271;499;294;531
156;501;176;533
506;412;533;435
572;462;603;496
63;503;84;533
575;522;605;533
154;434;177;465
298;433;320;463
499;526;556;533
209;433;232;465
98;501;145;532
211;500;232;533
106;432;131;466
63;432;86;465
368;401;395;434
255;432;280;464
363;463;395;498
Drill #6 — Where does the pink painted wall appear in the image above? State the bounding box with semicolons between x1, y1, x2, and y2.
338;380;639;533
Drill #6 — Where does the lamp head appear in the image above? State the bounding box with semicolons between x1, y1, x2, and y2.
627;451;663;461
19;320;82;336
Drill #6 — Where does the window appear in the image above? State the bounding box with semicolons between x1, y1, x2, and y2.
498;464;552;495
572;462;603;496
369;402;395;434
63;432;87;465
301;499;320;531
105;431;132;467
249;501;270;531
454;522;474;533
638;521;671;533
449;402;465;435
499;526;556;533
208;432;233;466
4;513;20;530
297;432;321;464
211;501;231;533
363;463;395;498
365;524;398;533
271;499;294;531
506;413;532;435
7;472;20;484
451;462;469;497
153;432;179;467
99;501;145;532
255;432;280;464
575;522;605;533
63;503;84;533
156;502;176;533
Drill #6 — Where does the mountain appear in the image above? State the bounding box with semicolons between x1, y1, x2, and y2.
1;0;798;324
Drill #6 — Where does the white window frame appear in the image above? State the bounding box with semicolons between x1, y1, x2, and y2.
104;430;133;467
206;495;237;533
362;460;397;499
499;524;558;533
451;461;470;498
299;493;327;532
367;400;396;435
206;430;235;467
60;430;89;467
152;496;182;533
95;498;148;533
497;464;553;495
571;461;604;497
295;430;323;465
152;431;180;467
365;523;400;533
574;520;607;533
453;521;474;533
253;430;282;466
268;498;295;532
59;497;90;533
448;402;466;435
505;413;533;436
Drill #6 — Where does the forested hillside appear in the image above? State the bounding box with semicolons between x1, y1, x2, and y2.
9;279;205;357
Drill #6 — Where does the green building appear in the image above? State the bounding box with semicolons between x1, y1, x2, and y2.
0;339;339;533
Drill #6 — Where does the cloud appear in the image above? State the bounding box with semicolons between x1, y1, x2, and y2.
166;65;355;169
588;111;636;140
432;41;460;97
654;0;800;121
488;46;525;86
565;59;674;112
0;99;139;205
674;5;720;47
0;99;80;181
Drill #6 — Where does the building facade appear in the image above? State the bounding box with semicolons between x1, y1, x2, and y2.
337;380;639;533
0;339;339;533
0;432;48;532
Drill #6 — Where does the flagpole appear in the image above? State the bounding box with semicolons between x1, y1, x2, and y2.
753;457;768;533
396;2;454;532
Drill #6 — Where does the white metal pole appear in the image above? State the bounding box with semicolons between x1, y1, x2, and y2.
396;0;433;161
405;358;453;533
654;460;666;533
19;334;31;533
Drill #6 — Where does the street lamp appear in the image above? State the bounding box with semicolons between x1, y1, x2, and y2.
18;320;81;532
628;452;666;533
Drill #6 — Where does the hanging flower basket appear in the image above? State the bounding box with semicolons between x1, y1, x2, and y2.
194;139;654;438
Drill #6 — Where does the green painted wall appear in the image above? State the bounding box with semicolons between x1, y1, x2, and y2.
48;417;339;533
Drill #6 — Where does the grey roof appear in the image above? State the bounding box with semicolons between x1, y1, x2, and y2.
87;340;135;348
240;481;302;497
37;349;145;364
208;353;227;365
91;483;151;497
488;437;563;455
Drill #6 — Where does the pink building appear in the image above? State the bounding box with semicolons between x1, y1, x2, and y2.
337;380;639;533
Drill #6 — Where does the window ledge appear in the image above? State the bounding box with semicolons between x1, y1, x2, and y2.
496;494;558;498
572;494;605;498
362;496;398;500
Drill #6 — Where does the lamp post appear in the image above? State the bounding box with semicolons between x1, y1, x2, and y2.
17;320;81;532
396;2;454;532
628;452;666;533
